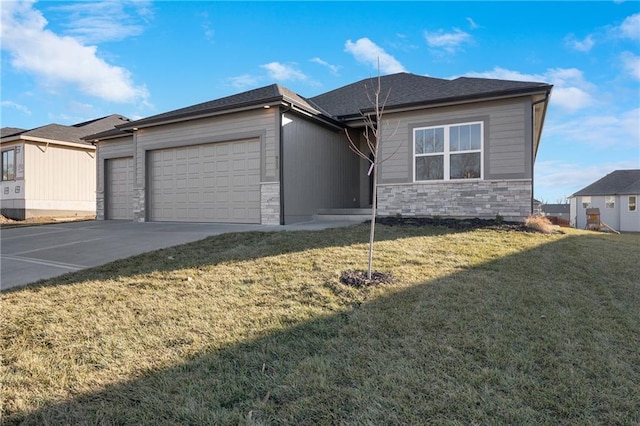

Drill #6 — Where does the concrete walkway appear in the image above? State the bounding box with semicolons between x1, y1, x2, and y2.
0;219;363;291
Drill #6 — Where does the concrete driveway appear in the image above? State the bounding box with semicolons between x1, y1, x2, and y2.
0;219;361;291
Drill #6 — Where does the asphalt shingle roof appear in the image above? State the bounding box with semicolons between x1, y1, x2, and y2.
572;169;640;196
119;84;322;129
0;127;27;138
542;204;570;214
118;72;552;130
309;73;552;118
1;115;130;145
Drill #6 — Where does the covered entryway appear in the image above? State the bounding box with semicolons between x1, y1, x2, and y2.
148;139;261;223
106;157;134;220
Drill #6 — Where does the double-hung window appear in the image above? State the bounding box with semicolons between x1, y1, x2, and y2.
1;149;15;181
414;121;483;181
629;196;637;212
605;196;615;209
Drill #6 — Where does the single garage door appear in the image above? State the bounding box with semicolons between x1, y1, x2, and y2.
148;139;261;223
106;157;134;220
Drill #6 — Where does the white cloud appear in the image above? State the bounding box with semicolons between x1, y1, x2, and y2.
344;38;406;74
49;1;151;44
423;28;472;54
310;57;340;75
546;107;640;150
621;51;640;80
466;17;480;30
535;159;639;199
465;67;596;112
618;13;640;40
199;11;214;43
565;34;595;52
1;101;32;115
260;62;308;82
228;74;261;89
0;0;149;104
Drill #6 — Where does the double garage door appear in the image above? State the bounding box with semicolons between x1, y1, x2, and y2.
148;139;261;223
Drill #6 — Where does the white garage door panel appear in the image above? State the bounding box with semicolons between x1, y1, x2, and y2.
106;157;134;220
149;139;261;223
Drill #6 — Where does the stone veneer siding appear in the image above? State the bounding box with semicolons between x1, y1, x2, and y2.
96;191;105;220
377;179;532;221
133;188;145;222
260;182;280;225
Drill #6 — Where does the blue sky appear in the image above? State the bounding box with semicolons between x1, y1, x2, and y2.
1;1;639;203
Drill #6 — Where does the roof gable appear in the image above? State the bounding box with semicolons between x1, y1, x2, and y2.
573;169;640;196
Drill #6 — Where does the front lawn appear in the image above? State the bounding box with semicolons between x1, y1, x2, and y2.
1;224;638;424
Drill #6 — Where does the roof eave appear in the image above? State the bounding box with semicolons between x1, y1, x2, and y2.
118;96;290;130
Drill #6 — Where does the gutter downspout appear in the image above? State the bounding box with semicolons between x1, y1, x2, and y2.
531;92;550;215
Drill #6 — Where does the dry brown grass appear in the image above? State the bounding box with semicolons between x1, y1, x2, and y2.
525;214;555;234
1;225;639;424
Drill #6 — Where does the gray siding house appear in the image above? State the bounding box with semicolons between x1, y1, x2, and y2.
569;169;640;232
85;73;552;225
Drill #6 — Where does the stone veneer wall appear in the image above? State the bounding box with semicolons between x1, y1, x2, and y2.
133;188;145;222
96;191;105;220
377;179;532;221
260;182;280;225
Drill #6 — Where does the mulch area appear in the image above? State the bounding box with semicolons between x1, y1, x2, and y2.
370;215;533;232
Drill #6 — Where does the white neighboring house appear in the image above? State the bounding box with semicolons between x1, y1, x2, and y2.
569;169;640;232
0;115;129;220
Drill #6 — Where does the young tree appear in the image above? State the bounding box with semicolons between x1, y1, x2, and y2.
344;71;399;280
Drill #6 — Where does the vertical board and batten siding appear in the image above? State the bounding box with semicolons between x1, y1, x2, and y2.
23;143;96;214
282;114;359;223
378;98;532;184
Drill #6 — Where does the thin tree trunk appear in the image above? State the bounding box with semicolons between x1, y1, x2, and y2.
367;160;378;280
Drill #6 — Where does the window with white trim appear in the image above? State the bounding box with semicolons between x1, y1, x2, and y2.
1;149;15;181
414;121;483;181
582;196;591;209
629;196;637;212
605;196;615;209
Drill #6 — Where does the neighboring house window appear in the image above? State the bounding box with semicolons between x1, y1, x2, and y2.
582;196;591;208
605;196;615;209
1;149;15;181
414;122;483;181
630;196;637;212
